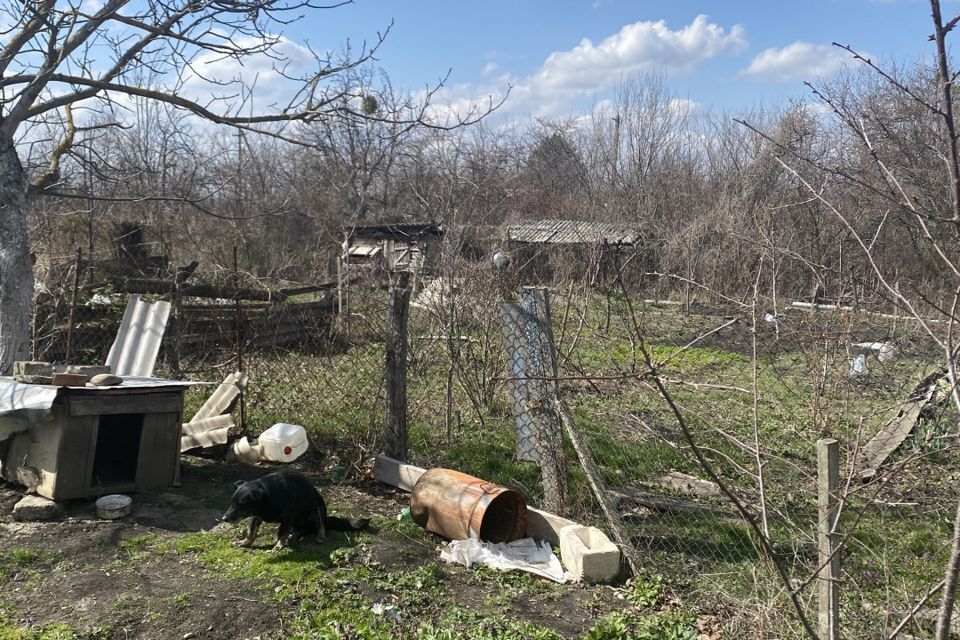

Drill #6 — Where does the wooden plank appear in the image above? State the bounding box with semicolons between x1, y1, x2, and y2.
53;415;97;500
181;426;232;452
655;471;724;499
181;415;233;437
384;285;411;461
859;376;940;477
66;385;190;396
554;398;639;575
527;507;577;545
611;488;740;521
374;455;426;492
107;277;287;302
134;413;158;491
67;392;183;416
136;412;180;490
818;439;840;640
190;372;248;423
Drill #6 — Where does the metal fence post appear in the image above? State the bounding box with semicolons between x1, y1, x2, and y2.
501;286;568;514
818;438;840;640
384;279;411;461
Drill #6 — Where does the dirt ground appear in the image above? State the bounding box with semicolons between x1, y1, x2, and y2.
0;456;632;640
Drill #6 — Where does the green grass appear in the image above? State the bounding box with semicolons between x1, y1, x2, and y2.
0;618;111;640
0;548;56;584
169;290;955;638
168;515;681;639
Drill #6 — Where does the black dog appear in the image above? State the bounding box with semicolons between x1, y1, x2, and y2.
221;470;369;551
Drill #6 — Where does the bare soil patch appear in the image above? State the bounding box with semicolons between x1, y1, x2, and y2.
0;457;630;639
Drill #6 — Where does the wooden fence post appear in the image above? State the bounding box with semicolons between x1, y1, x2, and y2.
818;438;840;640
384;280;411;461
65;248;82;362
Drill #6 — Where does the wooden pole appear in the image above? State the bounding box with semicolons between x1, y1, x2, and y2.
64;248;82;362
384;277;411;461
554;397;642;576
233;246;246;435
818;438;840;640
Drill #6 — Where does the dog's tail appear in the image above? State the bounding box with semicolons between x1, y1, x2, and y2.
326;516;370;531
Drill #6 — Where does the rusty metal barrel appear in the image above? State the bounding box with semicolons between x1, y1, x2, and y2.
410;468;528;542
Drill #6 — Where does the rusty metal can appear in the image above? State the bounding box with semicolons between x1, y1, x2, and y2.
410;468;527;543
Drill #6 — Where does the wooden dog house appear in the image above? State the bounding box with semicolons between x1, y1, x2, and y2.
0;379;187;500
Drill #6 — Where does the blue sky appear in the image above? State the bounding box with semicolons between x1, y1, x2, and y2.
276;0;949;120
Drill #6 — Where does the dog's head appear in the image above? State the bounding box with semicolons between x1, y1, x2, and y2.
221;479;261;523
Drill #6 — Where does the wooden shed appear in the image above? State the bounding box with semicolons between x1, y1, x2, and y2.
0;378;188;500
505;219;645;285
341;223;444;278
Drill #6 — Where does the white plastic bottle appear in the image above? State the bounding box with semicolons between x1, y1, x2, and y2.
257;423;309;462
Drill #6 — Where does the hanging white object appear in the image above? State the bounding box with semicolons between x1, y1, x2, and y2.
850;354;868;377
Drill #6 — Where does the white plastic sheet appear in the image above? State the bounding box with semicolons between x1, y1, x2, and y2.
849;353;868;377
440;537;571;583
0;376;197;423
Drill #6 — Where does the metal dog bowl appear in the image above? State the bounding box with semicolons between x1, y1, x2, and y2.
95;494;132;519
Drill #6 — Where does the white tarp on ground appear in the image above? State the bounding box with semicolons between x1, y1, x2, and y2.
440;537;571;583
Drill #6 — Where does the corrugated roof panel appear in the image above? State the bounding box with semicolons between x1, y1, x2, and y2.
106;295;171;377
507;219;640;245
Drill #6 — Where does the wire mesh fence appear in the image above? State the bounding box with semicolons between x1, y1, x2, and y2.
26;246;960;638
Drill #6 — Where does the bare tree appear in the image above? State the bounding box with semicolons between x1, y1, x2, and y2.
0;0;488;372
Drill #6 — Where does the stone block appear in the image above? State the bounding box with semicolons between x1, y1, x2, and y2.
559;524;620;583
12;361;53;384
12;494;64;522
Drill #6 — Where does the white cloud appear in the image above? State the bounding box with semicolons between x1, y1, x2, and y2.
481;62;499;77
668;97;701;118
535;15;746;94
59;35;324;135
742;41;854;83
430;15;745;123
178;35;317;115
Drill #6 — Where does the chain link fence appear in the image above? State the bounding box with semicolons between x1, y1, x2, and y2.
26;243;960;639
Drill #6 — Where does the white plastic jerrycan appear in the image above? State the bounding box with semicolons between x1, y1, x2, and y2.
257;423;308;463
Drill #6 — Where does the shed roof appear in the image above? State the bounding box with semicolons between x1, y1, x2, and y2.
507;219;640;246
345;222;443;241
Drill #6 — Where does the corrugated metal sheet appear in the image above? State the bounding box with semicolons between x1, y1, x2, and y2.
345;222;443;241
507;219;640;246
106;295;171;377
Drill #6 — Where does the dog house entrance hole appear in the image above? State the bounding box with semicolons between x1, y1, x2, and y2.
91;413;143;488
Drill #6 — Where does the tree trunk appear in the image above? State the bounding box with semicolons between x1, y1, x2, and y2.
0;137;33;374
